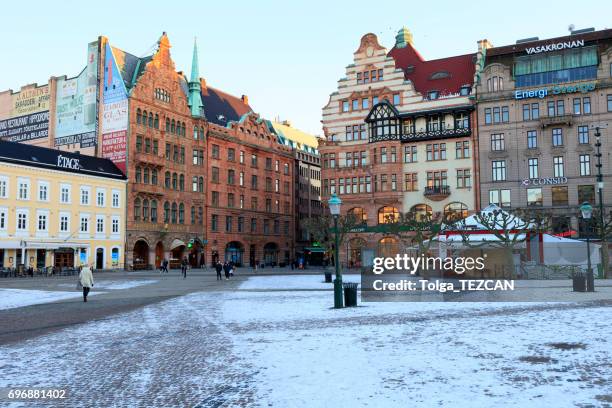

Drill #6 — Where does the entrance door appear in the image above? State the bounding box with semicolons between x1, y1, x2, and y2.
155;242;164;268
36;249;46;269
54;250;74;268
0;249;4;267
96;248;104;270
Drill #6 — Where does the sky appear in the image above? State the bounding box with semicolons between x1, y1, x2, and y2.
0;0;610;135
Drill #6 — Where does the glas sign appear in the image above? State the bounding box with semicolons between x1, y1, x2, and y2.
525;39;584;55
515;82;595;100
57;154;82;170
521;177;568;187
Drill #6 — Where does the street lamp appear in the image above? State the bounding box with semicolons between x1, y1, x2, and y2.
328;194;343;308
580;202;595;292
595;127;606;278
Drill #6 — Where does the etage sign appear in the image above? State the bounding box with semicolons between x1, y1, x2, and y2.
57;154;81;170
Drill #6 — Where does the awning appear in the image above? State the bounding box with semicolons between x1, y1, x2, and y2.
170;239;186;250
24;242;61;250
305;247;326;253
0;240;22;249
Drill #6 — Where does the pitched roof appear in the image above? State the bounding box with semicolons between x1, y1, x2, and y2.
201;86;252;126
110;46;152;90
388;44;476;96
266;121;319;154
0;140;126;180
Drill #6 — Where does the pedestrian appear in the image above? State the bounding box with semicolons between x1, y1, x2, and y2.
78;264;94;302
229;261;235;277
181;257;189;279
161;258;169;273
215;261;223;281
223;262;230;280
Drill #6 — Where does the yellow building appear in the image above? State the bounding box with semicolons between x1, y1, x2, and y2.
0;141;126;271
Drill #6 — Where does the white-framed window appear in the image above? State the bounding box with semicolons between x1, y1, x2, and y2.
111;189;120;208
60;184;71;204
111;216;120;235
59;212;70;233
0;176;8;198
38;181;50;202
96;189;106;207
36;210;49;234
16;209;29;233
17;178;30;200
80;186;91;205
80;214;90;233
0;207;7;231
96;215;105;234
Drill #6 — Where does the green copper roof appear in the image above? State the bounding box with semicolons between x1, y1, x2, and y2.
395;26;413;49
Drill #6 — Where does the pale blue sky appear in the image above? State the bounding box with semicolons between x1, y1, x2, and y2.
0;0;610;134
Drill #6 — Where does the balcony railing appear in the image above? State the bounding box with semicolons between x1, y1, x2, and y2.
401;127;471;142
134;152;165;167
539;114;573;128
424;185;451;201
132;183;165;196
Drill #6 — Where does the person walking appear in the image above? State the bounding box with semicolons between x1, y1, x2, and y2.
161;258;168;274
215;261;223;281
181;257;189;279
78;264;94;302
223;262;230;280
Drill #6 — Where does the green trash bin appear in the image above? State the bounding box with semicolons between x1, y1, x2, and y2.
343;282;358;307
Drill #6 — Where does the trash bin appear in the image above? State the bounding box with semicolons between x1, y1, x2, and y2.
324;272;332;283
572;272;587;292
343;282;358;307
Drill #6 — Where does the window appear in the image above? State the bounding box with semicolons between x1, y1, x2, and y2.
112;218;120;234
18;179;29;200
251;154;258;167
548;101;555;117
426;143;446;161
553;156;564;177
556;100;564;116
211;214;218;231
484;108;492;124
212;144;220;159
456;169;471;188
393;93;400;105
381;147;387;163
342;100;349;112
240;195;244;209
226;216;232;232
211;191;219;207
0;177;7;198
362;98;369;110
37;212;48;232
578;126;589;144
96;216;104;233
391;174;397;191
493;107;500;123
492;160;506;181
179;203;184;224
163;202;170;223
607;95;612;112
531;103;539;119
527;131;538;149
228;193;235;208
165;172;171;188
352;99;358;110
228;170;235;185
227;148;235;162
266;157;272;170
405;173;418;191
378;206;399;224
528;158;539;179
404;146;417;163
578;185;595;204
240;151;245;164
490;134;504;151
489;189;511;208
38;182;49;202
579;154;591;176
171;203;177;223
273;220;280;234
552;128;563;146
59;214;69;233
211;167;219;183
552;186;569;206
80;186;90;205
573;98;581;115
143;168;149;184
135;167;142;183
80;215;89;233
96;190;105;207
583;97;591;114
17;211;28;231
151;201;157;223
284;163;289;175
60;184;71;204
136;135;143;152
522;104;530;121
501;106;509;122
251;175;258;189
527;188;543;206
426;171;447;188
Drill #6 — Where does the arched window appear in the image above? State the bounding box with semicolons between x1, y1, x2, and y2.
179;174;185;191
181;122;186;137
191;206;196;225
136;108;142;125
134;198;141;221
348;207;368;224
378;206;399;224
172;173;178;190
178;203;185;224
171;119;176;134
142;199;149;221
198;176;204;192
198;206;203;225
154;114;159;129
151;169;158;185
135;166;142;183
143;167;150;184
366;102;400;142
410;204;433;221
200;127;205;140
378;237;399;258
165;171;171;188
151;200;158;223
444;202;468;222
148;113;154;127
165;118;170;132
163;202;170;223
142;110;147;124
171;202;177;224
193;127;199;140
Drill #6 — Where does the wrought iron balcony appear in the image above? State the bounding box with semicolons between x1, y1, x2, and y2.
401;127;471;142
539;114;573;128
424;185;451;201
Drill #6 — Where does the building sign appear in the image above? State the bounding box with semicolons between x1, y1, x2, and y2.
101;42;128;174
515;82;595;100
525;39;584;55
521;177;568;187
0;85;50;142
56;155;81;170
55;42;99;148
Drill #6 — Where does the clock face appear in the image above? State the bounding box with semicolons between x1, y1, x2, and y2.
366;46;374;57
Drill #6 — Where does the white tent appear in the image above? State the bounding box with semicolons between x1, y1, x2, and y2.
542;234;600;266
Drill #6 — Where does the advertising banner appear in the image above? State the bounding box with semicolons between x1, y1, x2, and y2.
101;42;128;174
0;85;50;142
55;42;99;148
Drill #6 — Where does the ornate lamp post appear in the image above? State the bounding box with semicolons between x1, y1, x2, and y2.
595;127;606;278
328;194;343;308
580;202;595;292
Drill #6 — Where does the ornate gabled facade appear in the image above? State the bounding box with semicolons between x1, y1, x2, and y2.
320;28;479;268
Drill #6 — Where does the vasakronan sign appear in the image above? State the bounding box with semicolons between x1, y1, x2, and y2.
521;177;568;187
515;82;596;100
525;39;584;55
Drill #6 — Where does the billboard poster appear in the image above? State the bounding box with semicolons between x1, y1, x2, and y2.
101;42;128;174
0;85;50;142
54;42;99;148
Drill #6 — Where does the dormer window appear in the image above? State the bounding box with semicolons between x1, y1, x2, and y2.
430;71;450;80
428;90;439;100
460;85;472;96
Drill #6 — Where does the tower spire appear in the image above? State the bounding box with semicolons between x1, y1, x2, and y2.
188;37;204;118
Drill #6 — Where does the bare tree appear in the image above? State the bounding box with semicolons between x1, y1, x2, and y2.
300;214;359;268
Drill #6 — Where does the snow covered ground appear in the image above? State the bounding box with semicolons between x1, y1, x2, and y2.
0;275;609;407
239;273;361;290
58;279;158;290
0;289;96;310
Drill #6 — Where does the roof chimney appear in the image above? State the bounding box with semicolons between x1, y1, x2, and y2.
241;95;249;105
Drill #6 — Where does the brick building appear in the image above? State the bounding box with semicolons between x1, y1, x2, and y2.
320;28;479;267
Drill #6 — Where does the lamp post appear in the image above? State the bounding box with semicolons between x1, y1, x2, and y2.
595;127;606;278
328;194;343;308
580;202;595;292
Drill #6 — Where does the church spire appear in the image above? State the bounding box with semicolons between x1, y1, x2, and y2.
188;37;204;118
